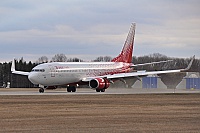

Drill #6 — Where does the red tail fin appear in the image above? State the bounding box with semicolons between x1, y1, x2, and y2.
111;23;136;63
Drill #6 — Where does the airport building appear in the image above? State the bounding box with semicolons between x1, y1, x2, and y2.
132;75;167;89
177;72;200;89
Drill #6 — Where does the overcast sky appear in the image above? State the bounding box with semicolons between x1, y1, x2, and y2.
0;0;200;62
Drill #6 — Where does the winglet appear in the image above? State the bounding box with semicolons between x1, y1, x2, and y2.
181;55;195;72
11;58;16;72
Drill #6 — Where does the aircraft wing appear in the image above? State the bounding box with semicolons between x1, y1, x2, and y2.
12;70;30;76
131;60;173;67
11;59;30;76
82;55;194;82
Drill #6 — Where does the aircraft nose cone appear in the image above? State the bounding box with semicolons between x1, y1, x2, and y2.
28;73;39;84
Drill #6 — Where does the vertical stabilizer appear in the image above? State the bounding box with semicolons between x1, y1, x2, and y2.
111;23;136;63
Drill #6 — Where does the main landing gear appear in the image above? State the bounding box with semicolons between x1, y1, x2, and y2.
38;86;105;93
96;89;105;92
67;86;76;92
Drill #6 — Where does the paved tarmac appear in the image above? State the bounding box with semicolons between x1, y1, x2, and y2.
0;88;200;95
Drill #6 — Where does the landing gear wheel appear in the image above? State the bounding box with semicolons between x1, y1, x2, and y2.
71;86;76;92
96;89;101;92
67;86;76;92
100;89;105;92
96;89;105;92
39;88;44;93
67;87;71;92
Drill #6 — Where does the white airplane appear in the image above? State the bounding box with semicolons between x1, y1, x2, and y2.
11;23;194;93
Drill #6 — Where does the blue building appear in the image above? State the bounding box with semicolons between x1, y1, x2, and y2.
186;78;200;89
142;77;157;88
132;75;167;89
177;72;200;89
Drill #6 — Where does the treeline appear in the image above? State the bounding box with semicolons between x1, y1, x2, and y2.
133;53;200;72
0;53;199;88
0;58;37;88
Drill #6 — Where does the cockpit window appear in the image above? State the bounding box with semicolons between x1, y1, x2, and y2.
31;69;45;72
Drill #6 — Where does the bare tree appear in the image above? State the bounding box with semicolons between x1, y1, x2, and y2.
134;53;171;71
67;58;83;62
93;56;112;62
149;53;168;60
51;54;67;62
37;56;48;64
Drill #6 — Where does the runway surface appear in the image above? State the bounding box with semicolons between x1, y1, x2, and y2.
0;88;200;95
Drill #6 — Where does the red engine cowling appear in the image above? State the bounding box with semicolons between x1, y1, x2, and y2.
89;78;110;89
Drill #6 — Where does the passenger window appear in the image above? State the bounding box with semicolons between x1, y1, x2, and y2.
40;69;45;72
31;69;45;72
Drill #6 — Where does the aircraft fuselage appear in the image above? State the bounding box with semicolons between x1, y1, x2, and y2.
28;62;131;86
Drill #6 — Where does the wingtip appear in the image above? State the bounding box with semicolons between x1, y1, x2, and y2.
11;58;16;72
181;55;195;72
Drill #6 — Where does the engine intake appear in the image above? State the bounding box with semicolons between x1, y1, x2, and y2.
89;78;110;89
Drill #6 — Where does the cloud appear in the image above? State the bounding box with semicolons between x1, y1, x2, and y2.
0;0;200;62
137;17;200;48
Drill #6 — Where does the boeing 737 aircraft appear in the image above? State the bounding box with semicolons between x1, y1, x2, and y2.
11;23;194;93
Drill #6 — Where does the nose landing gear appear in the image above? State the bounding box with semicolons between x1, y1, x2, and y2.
39;88;44;93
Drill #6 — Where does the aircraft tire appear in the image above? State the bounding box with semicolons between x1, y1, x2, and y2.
96;89;101;92
100;89;105;92
67;87;72;92
71;86;76;92
39;88;44;93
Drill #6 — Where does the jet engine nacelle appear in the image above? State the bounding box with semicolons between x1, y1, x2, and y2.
89;78;110;89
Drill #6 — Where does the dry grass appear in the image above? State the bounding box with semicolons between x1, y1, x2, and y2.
0;94;200;132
